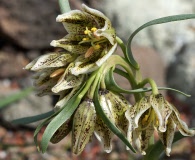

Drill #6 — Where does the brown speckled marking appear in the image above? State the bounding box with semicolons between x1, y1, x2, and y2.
50;119;72;144
72;100;96;155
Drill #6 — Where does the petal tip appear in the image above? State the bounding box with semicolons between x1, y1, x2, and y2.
50;40;58;47
166;148;171;156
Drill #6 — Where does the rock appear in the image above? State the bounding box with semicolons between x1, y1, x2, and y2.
0;87;53;127
132;46;166;88
0;0;65;49
167;42;195;108
96;0;195;65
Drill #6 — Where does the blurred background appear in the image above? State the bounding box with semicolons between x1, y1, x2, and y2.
0;0;195;159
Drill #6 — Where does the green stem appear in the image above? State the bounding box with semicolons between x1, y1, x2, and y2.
116;36;126;57
58;0;71;13
78;71;97;99
139;78;159;95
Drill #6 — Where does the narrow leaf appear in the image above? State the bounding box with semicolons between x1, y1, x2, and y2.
40;84;85;153
34;112;58;151
94;80;136;153
126;14;195;69
105;68;190;97
12;110;54;125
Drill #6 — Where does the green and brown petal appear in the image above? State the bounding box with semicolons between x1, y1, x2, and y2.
50;118;73;144
150;94;172;132
125;93;195;155
106;91;130;133
94;89;115;153
52;4;117;75
158;118;176;156
72;99;96;155
52;63;84;93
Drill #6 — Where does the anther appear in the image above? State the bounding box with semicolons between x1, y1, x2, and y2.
84;27;91;35
91;27;97;32
50;68;65;78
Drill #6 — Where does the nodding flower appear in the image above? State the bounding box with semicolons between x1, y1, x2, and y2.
125;93;195;156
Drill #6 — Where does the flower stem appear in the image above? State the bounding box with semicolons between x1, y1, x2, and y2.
138;78;159;95
58;0;71;13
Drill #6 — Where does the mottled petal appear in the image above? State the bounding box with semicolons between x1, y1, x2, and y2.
24;57;39;70
56;10;94;34
125;96;150;130
72;99;96;155
94;90;115;153
82;4;116;45
171;105;195;136
50;36;89;54
158;119;176;156
70;54;99;76
106;91;130;133
134;122;154;155
32;68;56;82
52;63;84;93
54;87;79;111
95;43;117;66
50;118;72;144
150;94;172;132
30;52;74;71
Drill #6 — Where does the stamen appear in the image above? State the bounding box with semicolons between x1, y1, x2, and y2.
85;47;95;58
82;38;89;41
142;115;149;125
139;110;155;131
91;27;97;32
84;27;91;35
50;68;65;78
94;44;101;50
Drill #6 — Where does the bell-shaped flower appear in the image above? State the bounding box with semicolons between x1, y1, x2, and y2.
95;89;130;153
50;4;117;75
72;99;96;155
125;93;195;156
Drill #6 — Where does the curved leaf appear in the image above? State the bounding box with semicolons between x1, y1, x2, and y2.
94;80;136;153
126;14;195;69
11;110;54;125
34;112;58;151
40;84;85;153
105;68;190;97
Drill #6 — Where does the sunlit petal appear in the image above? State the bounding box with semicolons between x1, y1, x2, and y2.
50;38;89;54
150;94;172;132
52;63;84;93
56;10;94;34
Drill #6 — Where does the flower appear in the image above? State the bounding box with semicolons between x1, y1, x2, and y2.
24;4;117;101
72;99;96;155
50;4;117;75
49;90;130;155
125;93;195;156
95;89;130;153
24;51;84;98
